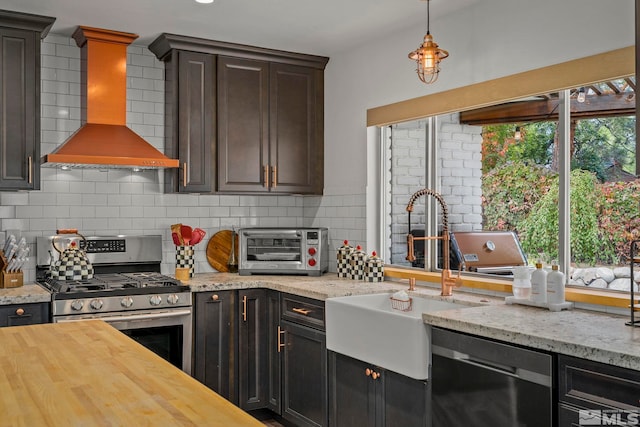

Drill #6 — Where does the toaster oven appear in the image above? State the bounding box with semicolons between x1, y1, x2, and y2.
238;228;329;276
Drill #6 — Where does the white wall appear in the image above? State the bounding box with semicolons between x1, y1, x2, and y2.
324;0;635;194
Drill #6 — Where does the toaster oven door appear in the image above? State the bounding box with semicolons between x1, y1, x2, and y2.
242;230;303;263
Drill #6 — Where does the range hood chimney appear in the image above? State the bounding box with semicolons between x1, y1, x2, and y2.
41;26;179;169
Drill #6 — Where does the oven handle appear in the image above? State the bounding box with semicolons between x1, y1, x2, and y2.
56;309;192;324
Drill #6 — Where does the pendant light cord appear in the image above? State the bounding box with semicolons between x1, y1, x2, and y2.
426;0;431;35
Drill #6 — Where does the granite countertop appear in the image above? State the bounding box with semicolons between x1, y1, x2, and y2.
0;284;51;305
6;273;639;372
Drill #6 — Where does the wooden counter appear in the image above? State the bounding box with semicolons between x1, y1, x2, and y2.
0;321;263;426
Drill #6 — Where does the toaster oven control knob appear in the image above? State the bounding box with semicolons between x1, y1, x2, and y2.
167;294;180;305
121;297;134;308
308;258;317;267
308;247;317;256
149;295;162;306
71;300;84;311
90;299;103;310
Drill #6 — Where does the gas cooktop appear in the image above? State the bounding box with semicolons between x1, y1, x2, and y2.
41;272;188;299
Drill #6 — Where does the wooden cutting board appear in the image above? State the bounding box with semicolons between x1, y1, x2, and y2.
206;230;239;272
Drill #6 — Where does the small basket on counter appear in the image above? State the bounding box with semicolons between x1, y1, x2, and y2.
389;295;412;312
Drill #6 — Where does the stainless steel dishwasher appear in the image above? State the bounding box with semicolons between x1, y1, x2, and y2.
431;327;554;427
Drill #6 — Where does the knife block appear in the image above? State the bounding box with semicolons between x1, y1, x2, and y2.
0;250;23;288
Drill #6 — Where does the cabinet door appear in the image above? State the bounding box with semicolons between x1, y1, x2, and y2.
269;63;323;194
193;291;235;401
165;50;215;193
328;351;376;427
267;290;282;414
0;303;49;327
382;369;429;427
0;28;39;190
238;289;268;410
217;56;269;192
282;319;327;427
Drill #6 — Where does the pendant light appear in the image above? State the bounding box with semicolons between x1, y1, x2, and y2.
408;0;449;84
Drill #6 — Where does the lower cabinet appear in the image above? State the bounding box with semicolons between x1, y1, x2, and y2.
328;351;429;427
193;291;236;401
193;289;327;427
0;302;50;327
558;354;640;426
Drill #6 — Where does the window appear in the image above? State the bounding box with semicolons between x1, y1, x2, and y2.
379;79;638;293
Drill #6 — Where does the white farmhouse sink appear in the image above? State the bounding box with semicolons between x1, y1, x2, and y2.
326;293;468;380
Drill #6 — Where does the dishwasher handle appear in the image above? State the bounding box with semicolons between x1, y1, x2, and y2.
432;344;552;388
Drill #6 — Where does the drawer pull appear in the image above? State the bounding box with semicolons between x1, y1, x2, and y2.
211;294;219;301
292;307;311;316
242;295;247;322
277;326;286;353
15;308;25;316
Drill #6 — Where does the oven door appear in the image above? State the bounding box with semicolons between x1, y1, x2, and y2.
55;309;192;375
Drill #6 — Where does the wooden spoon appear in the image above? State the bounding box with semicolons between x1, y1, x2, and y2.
171;224;183;245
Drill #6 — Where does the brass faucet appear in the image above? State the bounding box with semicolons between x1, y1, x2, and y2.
406;188;463;296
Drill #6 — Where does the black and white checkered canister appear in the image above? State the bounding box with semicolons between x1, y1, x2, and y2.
176;245;195;277
336;240;354;278
348;246;366;281
364;251;385;282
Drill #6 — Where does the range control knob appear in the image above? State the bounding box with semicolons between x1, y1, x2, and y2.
70;300;84;311
121;297;134;308
308;258;317;267
308;247;317;256
167;294;180;305
149;295;162;306
90;299;103;310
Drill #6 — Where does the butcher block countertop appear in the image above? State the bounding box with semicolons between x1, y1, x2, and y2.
0;320;263;427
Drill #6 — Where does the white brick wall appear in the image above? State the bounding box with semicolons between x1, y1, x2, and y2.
387;114;483;265
0;33;365;280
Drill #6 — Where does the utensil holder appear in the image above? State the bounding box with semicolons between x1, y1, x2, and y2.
0;251;23;288
176;245;195;278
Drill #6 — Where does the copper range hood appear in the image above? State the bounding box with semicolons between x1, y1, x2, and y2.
41;26;179;169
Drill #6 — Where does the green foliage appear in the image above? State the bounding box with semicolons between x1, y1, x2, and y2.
598;180;640;263
518;170;603;265
481;161;554;231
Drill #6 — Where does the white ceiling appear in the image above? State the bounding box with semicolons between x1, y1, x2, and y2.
2;0;476;56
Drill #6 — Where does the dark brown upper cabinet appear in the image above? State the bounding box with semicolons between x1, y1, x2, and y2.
149;34;328;195
0;10;55;191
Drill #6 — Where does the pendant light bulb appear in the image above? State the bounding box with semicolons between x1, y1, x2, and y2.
577;87;586;103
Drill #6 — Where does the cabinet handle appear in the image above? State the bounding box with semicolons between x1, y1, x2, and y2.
292;307;311;316
272;166;277;188
182;163;188;187
263;165;269;188
277;325;286;353
242;295;247;322
211;294;219;301
28;156;33;184
15;308;24;316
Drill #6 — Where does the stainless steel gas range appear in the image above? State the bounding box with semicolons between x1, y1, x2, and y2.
36;234;192;375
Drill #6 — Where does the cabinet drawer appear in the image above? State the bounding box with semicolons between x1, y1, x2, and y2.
281;293;325;331
558;354;640;410
0;303;50;327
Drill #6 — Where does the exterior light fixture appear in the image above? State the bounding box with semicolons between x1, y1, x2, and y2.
408;0;449;84
514;126;522;141
577;87;586;103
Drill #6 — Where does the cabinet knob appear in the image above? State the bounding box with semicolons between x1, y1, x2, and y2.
15;308;25;316
372;371;379;380
365;368;372;377
211;294;219;301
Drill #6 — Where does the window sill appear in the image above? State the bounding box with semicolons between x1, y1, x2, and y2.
384;266;634;309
